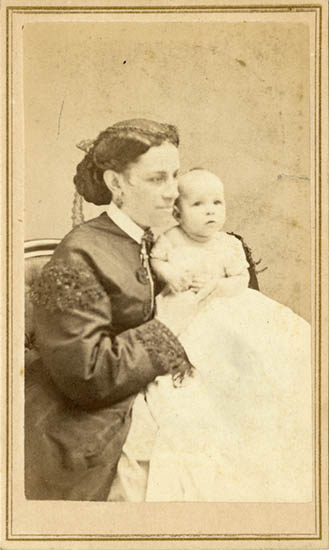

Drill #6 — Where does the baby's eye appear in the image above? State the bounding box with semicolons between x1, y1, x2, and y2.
214;200;222;205
148;176;165;183
193;201;202;207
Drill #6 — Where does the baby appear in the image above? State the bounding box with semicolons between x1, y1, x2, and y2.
151;168;250;298
110;168;312;503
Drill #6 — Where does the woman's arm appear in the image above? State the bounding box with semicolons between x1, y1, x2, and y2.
32;252;191;410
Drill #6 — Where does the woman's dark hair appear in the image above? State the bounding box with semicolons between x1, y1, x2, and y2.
74;118;179;205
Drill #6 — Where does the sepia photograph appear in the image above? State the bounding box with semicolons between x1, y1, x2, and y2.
1;0;328;548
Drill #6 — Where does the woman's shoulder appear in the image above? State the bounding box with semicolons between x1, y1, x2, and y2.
54;213;129;261
58;212;113;242
30;214;132;313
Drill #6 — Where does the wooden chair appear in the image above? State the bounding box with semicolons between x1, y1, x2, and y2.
25;239;60;365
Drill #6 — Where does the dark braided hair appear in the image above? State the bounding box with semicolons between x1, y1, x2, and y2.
74;119;179;205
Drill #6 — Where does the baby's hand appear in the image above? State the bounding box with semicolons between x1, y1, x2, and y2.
189;275;208;292
190;276;219;302
168;272;193;293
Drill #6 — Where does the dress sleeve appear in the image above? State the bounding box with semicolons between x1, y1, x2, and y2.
226;232;261;290
30;253;190;410
224;234;250;277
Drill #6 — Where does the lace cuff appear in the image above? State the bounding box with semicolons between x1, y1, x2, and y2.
29;259;107;312
134;319;193;384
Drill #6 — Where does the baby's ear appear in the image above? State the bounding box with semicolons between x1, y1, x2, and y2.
173;204;180;222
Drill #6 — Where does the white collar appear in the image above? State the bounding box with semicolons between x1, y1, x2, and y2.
107;202;144;244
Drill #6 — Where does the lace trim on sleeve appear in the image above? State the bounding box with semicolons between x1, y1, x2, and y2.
29;259;107;312
134;318;194;386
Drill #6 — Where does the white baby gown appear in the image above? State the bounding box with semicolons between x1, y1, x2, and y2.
111;233;313;503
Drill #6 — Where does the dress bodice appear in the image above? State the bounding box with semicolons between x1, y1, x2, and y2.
153;231;250;285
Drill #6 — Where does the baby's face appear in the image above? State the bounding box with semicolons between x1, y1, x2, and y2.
177;171;226;240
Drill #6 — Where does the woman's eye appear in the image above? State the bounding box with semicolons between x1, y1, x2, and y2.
149;177;164;183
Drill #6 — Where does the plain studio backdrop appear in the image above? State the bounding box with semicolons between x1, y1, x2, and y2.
24;21;310;320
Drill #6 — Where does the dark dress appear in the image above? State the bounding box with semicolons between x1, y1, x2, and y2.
25;212;259;500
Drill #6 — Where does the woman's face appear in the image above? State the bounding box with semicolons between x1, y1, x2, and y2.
118;142;180;228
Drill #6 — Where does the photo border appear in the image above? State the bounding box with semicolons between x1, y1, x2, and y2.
3;1;328;546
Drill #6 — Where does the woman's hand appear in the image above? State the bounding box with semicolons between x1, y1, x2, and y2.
155;287;213;336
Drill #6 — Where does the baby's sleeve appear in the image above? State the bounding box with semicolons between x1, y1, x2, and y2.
224;234;250;277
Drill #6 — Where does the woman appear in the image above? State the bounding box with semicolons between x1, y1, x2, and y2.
25;118;259;501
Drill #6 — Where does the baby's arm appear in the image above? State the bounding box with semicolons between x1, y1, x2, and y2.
213;235;250;297
151;232;192;293
152;259;192;293
214;269;249;297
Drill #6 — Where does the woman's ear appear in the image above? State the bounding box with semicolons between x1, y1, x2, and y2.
103;170;122;194
104;170;124;206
